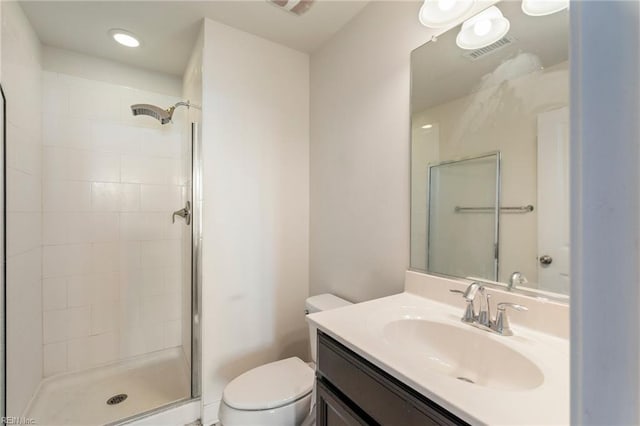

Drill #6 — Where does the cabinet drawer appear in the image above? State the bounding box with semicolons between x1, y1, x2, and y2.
317;331;468;426
316;379;370;426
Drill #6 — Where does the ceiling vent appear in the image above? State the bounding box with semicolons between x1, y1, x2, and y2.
463;36;516;61
267;0;315;15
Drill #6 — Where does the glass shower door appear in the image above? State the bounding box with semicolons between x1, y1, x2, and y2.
427;152;500;281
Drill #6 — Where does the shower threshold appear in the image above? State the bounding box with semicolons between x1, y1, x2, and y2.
25;347;190;426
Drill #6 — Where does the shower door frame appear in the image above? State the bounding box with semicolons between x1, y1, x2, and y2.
1;83;7;423
190;121;203;399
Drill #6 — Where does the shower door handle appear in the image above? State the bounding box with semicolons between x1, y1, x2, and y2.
172;201;191;225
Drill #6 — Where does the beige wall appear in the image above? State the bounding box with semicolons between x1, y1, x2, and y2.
310;1;435;302
412;60;569;285
200;19;309;423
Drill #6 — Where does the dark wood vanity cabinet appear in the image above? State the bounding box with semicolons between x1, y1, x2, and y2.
316;332;469;426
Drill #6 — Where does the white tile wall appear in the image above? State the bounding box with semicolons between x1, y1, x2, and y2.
43;342;67;377
41;70;186;377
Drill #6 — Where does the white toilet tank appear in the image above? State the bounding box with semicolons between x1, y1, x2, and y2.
305;294;351;363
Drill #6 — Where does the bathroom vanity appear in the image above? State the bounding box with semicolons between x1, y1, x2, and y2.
316;332;466;425
309;1;571;423
307;271;569;425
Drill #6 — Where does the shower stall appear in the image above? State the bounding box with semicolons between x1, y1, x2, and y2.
1;64;202;424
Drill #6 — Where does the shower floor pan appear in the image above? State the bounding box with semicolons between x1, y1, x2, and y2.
25;347;190;426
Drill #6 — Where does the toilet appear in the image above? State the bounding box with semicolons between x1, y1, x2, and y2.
218;294;352;426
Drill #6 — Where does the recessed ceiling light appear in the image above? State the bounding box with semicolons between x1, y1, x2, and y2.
422;124;433;129
456;6;510;50
109;29;140;48
418;0;475;28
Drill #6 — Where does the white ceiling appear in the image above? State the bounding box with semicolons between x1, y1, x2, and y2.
19;0;370;77
411;1;569;112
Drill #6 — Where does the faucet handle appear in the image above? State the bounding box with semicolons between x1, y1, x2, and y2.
450;289;475;323
462;282;481;301
476;288;491;327
497;302;528;312
493;302;528;336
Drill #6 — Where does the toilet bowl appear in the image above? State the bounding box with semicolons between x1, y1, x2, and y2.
218;294;352;426
219;357;313;426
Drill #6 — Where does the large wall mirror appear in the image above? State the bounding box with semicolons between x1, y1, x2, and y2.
410;1;569;296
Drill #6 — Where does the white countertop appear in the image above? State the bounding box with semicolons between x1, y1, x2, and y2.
307;292;569;426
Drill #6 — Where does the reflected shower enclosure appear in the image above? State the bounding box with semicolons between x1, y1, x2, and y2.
427;153;500;281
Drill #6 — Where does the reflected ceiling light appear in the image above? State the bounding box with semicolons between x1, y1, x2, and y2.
109;29;140;48
267;0;315;15
422;124;433;129
456;6;510;50
418;0;475;28
521;0;568;16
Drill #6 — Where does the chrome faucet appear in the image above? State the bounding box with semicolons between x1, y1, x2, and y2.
450;282;528;336
462;282;491;327
508;271;528;291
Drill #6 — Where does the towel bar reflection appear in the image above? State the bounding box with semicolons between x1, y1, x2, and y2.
454;205;534;213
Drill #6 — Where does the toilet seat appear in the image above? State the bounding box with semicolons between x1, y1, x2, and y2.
222;357;314;410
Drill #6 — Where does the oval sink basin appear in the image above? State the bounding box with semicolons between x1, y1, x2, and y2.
383;319;544;391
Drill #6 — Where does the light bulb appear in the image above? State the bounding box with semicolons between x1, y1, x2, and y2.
109;29;140;48
456;6;509;50
473;19;492;36
437;0;456;12
418;0;475;28
522;0;568;16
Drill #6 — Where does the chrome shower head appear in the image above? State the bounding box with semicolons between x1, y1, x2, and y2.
131;100;198;125
130;103;175;125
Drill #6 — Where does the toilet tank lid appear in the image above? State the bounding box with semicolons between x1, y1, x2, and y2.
222;357;313;410
305;294;352;313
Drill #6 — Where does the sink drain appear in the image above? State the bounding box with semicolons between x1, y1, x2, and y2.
456;377;475;384
106;394;128;405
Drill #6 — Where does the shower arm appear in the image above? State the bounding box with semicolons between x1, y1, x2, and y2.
173;100;201;111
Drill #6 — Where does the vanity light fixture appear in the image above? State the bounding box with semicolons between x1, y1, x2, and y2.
521;0;568;16
418;0;475;28
109;29;140;48
456;6;510;50
422;124;433;129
